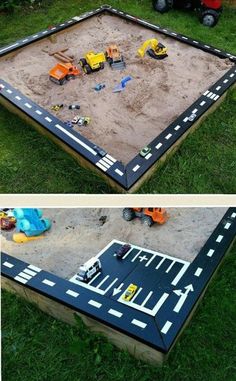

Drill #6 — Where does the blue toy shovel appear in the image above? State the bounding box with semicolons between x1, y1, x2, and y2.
113;76;132;93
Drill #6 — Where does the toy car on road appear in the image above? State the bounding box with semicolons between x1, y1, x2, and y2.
116;243;131;259
122;284;138;301
139;146;151;157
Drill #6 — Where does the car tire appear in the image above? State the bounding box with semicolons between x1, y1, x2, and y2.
123;208;135;221
152;0;173;13
100;62;105;70
200;9;219;27
59;77;67;85
79;58;86;67
142;215;153;227
83;64;92;74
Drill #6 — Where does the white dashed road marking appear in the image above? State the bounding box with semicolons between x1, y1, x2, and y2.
108;309;123;318
194;267;203;277
42;279;55;287
88;300;102;308
3;261;14;268
131;319;147;329
66;289;79;298
216;235;223;243
207;249;215;257
161;321;172;334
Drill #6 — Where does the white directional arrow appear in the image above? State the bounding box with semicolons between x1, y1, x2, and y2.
112;283;124;296
173;284;194;313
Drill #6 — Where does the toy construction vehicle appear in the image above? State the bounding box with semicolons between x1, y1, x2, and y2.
123;208;168;227
49;63;80;85
138;39;168;59
152;0;222;26
105;44;126;70
13;208;51;243
79;51;106;74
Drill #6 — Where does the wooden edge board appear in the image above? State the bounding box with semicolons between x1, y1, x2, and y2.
0;5;235;192
1;208;235;364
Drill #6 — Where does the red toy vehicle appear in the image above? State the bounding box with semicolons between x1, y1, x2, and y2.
152;0;222;26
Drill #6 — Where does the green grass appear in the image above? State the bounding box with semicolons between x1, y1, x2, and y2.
2;242;236;381
0;0;235;193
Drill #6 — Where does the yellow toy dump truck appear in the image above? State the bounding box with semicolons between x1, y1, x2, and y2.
79;51;106;74
137;38;168;60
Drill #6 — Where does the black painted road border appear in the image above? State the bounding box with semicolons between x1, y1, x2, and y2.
0;5;235;191
1;208;235;354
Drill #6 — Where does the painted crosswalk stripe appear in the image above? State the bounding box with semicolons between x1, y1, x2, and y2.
14;275;28;284
108;309;123;318
161;320;172;334
106;154;116;163
88;300;102;308
23;268;37;276
28;264;41;272
66;289;79;297
3;261;14;268
19;272;31;280
102;156;114;166
131;319;147;329
96;162;107;172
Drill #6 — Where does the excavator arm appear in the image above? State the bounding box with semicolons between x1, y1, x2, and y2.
137;38;167;59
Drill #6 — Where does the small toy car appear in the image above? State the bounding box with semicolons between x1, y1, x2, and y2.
94;83;106;91
72;115;91;126
122;284;138;301
69;104;80;110
93;145;107;157
0;217;16;231
50;104;64;111
116;243;131;259
139;146;151;157
188;113;197;122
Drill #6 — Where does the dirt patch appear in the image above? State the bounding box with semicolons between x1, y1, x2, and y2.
0;14;232;164
1;208;226;278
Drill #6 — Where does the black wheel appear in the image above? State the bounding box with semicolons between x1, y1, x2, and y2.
59;77;67;85
83;64;92;74
152;0;173;13
79;58;86;67
142;215;153;227
123;208;135;221
200;9;219;27
100;62;105;70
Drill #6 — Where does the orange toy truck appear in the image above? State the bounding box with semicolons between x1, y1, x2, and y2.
122;208;168;227
49;62;81;85
105;44;126;70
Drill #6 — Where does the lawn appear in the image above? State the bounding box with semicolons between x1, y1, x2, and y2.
2;241;236;381
0;0;235;194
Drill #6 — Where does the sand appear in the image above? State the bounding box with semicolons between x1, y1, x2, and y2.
0;14;233;163
1;208;226;279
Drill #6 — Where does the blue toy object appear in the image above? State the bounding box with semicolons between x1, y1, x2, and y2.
94;83;106;91
13;208;51;237
113;76;132;93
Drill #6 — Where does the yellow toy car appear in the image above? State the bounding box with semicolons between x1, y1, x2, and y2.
122;284;138;301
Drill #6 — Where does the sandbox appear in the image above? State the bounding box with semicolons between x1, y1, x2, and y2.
0;5;235;191
2;208;236;364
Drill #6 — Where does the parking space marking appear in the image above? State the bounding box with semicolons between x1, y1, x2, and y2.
141;291;153;306
131;250;142;262
131;319;147;329
66;289;79;297
3;261;14;268
118;291;169;317
155;257;165;270
161;321;172;334
171;263;189;286
104;278;119;294
88;300;102;308
207;249;215;257
96;275;110;288
121;247;134;260
145;254;156;267
166;261;175;273
131;287;143;302
108;309;123;318
88;272;101;284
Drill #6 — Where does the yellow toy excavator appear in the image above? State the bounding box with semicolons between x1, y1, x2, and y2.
137;38;168;60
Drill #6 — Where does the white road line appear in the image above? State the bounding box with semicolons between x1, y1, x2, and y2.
88;300;102;308
99;159;110;169
214;95;220;101
3;261;14;268
104;278;118;294
192;108;198;113
115;169;124;176
216;86;221;91
7;89;12;94
88;271;101;284
210;93;216;99
165;133;172;140
174;125;181;130
102;156;114;166
42;30;48;34
131;319;147;329
207;249;215;257
45;116;52;122
145;153;152;160
223;79;228;83
204;90;209;95
145;254;156;267
96;162;107;172
133;165;140;172
231;212;236;218
96;275;109;289
55;124;97;155
200;101;206;106
15;96;21;100
182;36;188;40
155;257;165;270
131;250;142;262
122;247;134;260
161;321;172;334
106;154;116;163
204;45;210;48
108;309;123;318
25;102;32;108
35;110;42;115
141;291;153;306
230;73;235;77
193;40;199;44
171;263;189;286
194;267;203;277
0;43;19;53
216;235;223;243
130;287;143;302
152;293;169;315
33;34;38;38
166;261;175;273
66;289;79;297
155;143;162;149
183;117;189;122
14;275;28;284
23;268;36;276
207;92;213;98
19;272;31;280
42;279;55;287
224;222;231;230
28;264;41;272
